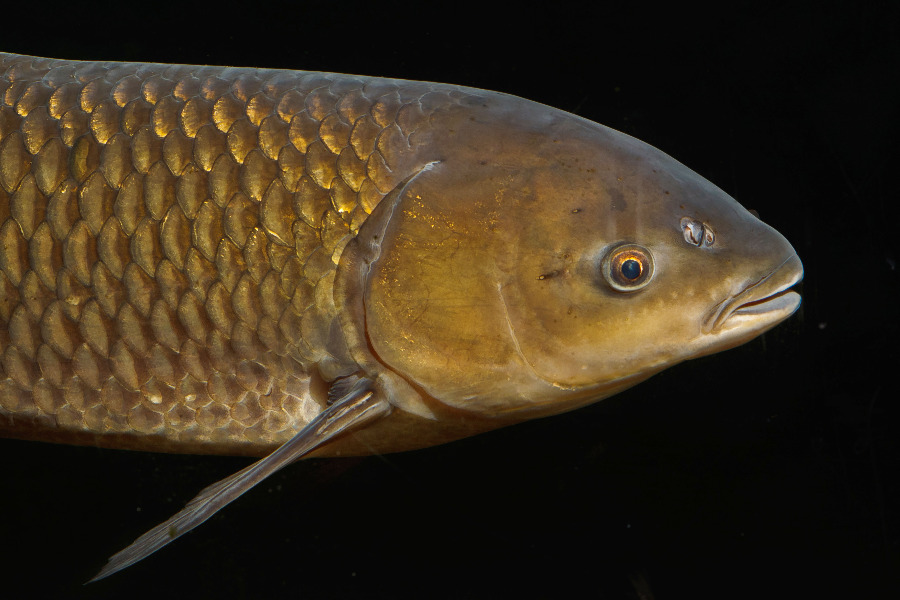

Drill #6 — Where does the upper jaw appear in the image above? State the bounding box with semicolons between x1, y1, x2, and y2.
704;254;804;335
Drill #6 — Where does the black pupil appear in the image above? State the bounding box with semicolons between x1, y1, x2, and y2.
621;259;641;280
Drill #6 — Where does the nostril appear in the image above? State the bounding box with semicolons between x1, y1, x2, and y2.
680;217;715;248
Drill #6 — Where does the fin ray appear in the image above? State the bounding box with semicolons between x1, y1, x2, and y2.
89;384;389;582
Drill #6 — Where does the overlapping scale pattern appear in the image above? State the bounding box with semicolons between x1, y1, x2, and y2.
0;53;468;453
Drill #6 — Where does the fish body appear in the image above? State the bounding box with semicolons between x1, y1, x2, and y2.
0;52;510;456
0;53;802;578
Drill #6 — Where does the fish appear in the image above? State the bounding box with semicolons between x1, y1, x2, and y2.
0;52;803;580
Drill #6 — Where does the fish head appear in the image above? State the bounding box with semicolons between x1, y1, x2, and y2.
357;95;803;420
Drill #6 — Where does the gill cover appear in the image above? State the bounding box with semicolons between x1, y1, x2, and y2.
355;109;671;418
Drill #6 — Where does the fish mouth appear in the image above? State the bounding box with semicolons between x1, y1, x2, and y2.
705;254;804;335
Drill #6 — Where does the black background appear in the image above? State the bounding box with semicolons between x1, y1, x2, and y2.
2;1;898;598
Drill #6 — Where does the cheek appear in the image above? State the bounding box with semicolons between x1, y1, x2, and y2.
600;291;705;361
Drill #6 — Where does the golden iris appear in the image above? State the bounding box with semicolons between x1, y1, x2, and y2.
602;244;654;292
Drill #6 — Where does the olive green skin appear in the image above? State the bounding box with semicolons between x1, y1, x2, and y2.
0;53;801;457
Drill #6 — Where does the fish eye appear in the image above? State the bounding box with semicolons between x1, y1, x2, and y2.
681;217;715;248
601;243;654;292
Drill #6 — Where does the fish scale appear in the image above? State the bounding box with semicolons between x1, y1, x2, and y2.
0;52;465;455
0;53;804;579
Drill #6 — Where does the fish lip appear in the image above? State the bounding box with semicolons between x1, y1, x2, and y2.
705;254;804;334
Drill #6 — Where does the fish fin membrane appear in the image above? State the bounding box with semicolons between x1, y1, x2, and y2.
327;373;368;404
88;381;389;583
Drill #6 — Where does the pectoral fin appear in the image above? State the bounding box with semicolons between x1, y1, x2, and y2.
89;380;390;582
